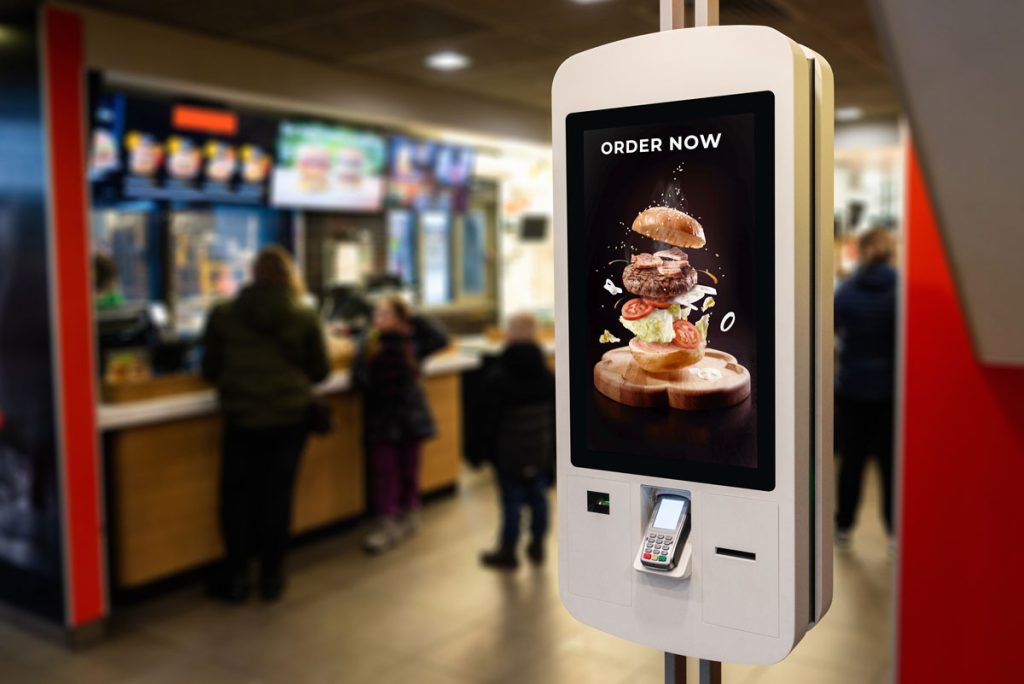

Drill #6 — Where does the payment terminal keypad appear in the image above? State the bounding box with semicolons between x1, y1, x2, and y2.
640;496;690;571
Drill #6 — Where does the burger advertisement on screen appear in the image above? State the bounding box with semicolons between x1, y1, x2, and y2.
571;98;770;475
271;121;387;211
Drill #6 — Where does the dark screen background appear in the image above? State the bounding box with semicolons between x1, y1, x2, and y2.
566;93;776;490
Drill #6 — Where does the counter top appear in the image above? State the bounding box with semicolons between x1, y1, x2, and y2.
457;335;557;357
98;353;481;431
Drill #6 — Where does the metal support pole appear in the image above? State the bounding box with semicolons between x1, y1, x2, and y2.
659;2;723;683
659;0;684;30
665;653;687;684
699;658;722;684
694;0;720;28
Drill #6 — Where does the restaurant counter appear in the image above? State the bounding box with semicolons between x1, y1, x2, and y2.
100;353;480;589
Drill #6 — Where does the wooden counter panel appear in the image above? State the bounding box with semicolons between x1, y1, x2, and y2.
110;400;366;588
420;374;462;493
110;416;224;587
292;394;364;532
109;377;461;588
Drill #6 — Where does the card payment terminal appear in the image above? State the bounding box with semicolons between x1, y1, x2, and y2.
640;495;691;571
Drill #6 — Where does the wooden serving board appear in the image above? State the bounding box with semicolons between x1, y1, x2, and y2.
594;347;751;410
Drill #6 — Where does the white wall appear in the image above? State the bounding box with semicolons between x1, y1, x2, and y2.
834;118;900;151
476;149;555;322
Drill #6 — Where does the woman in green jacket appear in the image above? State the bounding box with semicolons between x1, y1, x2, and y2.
202;246;329;602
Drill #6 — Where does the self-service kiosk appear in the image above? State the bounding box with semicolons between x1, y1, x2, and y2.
552;25;834;664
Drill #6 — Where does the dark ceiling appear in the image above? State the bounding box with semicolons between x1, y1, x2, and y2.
71;0;900;117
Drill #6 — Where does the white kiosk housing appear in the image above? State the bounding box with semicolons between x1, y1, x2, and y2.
552;26;834;664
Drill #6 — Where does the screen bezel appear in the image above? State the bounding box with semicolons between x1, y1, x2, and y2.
565;91;776;492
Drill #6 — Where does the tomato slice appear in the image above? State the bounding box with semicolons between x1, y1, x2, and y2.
621;298;654;320
643;297;673;309
672;320;702;349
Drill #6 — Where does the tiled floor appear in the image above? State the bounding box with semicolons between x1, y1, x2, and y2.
0;464;894;683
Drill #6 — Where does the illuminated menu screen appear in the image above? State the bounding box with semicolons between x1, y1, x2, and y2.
89;91;275;205
565;92;776;491
388;136;474;212
271;121;387;212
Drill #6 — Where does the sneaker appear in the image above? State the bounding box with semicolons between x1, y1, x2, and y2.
363;518;401;554
397;510;421;539
480;547;519;571
526;538;546;565
835;528;853;553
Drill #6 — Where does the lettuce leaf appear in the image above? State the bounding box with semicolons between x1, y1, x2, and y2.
694;313;711;342
667;302;695;321
620;309;676;343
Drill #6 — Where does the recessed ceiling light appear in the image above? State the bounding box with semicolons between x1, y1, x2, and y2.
835;107;864;122
425;51;471;71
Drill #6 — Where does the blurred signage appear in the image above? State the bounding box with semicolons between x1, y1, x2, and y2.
388;135;474;212
270;121;387;212
171;104;238;136
89;91;276;205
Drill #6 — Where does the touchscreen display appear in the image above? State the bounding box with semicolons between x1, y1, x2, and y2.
565;92;775;490
653;498;685;530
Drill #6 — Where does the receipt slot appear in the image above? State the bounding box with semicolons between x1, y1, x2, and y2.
553;26;834;664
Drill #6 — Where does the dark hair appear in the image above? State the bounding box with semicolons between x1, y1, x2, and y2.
857;227;896;266
253;245;304;296
94;253;117;291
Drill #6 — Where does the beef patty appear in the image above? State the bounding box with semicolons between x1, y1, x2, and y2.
622;261;698;300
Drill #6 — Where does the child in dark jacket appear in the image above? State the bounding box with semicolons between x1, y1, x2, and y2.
353;295;448;554
475;313;556;570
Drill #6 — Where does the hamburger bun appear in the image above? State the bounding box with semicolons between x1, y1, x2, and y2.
629;338;705;372
631;207;706;249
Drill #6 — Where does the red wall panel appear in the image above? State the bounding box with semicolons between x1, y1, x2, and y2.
898;147;1024;681
43;6;106;627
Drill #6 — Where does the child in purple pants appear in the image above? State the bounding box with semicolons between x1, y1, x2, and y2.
352;296;448;553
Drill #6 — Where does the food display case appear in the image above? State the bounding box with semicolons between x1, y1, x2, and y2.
169;206;283;336
90;204;158;304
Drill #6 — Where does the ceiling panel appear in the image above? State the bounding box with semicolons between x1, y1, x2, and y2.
79;0;352;36
256;2;488;62
72;0;900;117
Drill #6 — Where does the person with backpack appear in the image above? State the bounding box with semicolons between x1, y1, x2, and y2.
474;313;556;570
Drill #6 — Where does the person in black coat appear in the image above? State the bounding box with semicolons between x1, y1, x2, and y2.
834;227;898;550
352;295;448;554
474;313;556;570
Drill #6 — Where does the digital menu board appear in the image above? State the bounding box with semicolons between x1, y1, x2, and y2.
88;90;276;205
566;92;776;490
388;136;474;211
271;121;387;212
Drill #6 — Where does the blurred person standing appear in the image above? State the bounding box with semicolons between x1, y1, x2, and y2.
93;252;124;310
834;227;898;551
353;296;448;553
474;313;555;570
202;246;329;602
